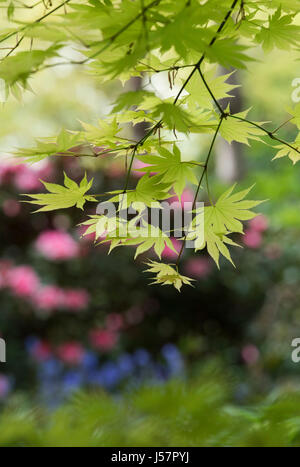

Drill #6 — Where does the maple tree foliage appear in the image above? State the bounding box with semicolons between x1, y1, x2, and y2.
1;0;300;290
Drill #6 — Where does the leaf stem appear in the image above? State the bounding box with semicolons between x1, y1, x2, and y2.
176;115;224;266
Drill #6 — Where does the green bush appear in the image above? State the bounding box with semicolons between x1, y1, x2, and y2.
2;369;300;447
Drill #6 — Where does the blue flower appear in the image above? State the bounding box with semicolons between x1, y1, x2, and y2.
63;370;83;392
117;353;134;377
82;351;98;371
133;349;151;367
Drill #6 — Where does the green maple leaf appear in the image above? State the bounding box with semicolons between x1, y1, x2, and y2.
109;174;171;209
14;129;83;163
220;109;266;145
206;39;254;69
185;67;240;111
188;185;263;267
125;223;179;260
24;173;97;212
135;145;198;198
188;206;239;268
144;260;194;292
209;184;263;233
255;7;300;52
273;140;300;164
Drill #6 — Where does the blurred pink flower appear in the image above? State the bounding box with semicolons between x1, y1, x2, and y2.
90;329;118;351
2;199;21;217
8;265;40;298
184;257;212;278
35;230;79;261
0;161;22;184
0;374;11;399
132;160;152;178
14;161;53;192
61;289;89;311
33;286;63;311
241;344;260;365
57;342;85;365
168;188;194;208
243;229;262;249
249;215;268;233
161;238;181;259
14;167;42;191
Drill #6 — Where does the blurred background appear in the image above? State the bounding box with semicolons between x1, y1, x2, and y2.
1;33;300;445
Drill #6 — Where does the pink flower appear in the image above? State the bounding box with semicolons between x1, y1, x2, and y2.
30;341;52;362
61;289;89;311
241;345;260;365
168;188;194;208
7;266;40;298
90;329;118;351
184;257;212;278
35;230;79;261
14;167;42;191
249;215;268;233
0;161;22;184
243;229;262;249
2;199;21;217
57;342;85;365
161;238;181;259
133;160;152;178
0;374;11;399
33;286;64;311
13;161;53;192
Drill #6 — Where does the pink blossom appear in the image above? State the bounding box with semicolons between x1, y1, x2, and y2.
33;286;64;311
61;289;89;311
7;265;40;298
90;329;118;351
2;199;21;217
243;229;262;249
249;215;268;233
168;188;194;208
57;342;85;365
161;238;181;259
184;257;212;278
0;374;11;399
13;161;53;192
133;160;152;178
0;161;22;184
35;230;79;261
241;345;260;365
14;167;42;191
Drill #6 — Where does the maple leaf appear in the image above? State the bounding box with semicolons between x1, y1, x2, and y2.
273;141;300;164
24;173;97;212
209;184;263;234
220;110;266;145
135;145;198;199
188;185;263;267
144;260;194;292
255;7;300;52
109;174;171;209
